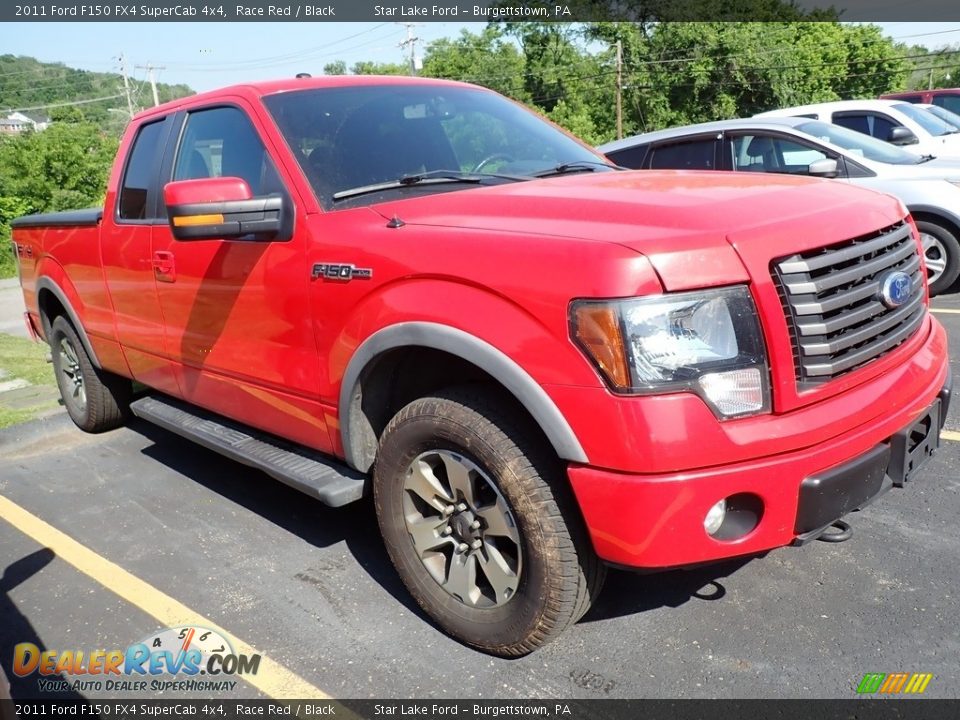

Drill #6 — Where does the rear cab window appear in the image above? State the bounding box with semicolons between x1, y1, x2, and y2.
118;118;168;221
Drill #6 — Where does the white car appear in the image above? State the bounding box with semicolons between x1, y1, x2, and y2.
599;116;960;294
756;99;960;159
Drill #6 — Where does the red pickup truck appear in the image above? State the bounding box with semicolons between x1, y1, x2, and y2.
11;76;951;656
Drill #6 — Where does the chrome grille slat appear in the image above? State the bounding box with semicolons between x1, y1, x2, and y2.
791;255;921;316
800;309;925;377
777;224;912;274
782;240;916;295
796;300;887;336
773;221;926;387
799;291;924;355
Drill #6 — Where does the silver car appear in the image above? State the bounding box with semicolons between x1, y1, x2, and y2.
599;117;960;295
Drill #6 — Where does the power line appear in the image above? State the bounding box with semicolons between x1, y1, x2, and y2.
4;94;125;113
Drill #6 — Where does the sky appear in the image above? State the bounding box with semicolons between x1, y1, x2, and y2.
1;21;959;100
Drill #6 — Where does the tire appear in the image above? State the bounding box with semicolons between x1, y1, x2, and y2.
50;315;131;433
916;219;960;296
373;386;605;656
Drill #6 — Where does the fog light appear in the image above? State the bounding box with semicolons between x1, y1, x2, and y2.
704;498;727;536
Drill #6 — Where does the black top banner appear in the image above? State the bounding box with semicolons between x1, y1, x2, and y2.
2;0;958;23
2;699;959;720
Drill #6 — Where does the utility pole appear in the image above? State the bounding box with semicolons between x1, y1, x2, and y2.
615;40;623;140
118;53;135;118
398;23;421;76
136;63;167;106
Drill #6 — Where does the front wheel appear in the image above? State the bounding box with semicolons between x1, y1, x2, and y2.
373;386;605;656
917;220;960;296
50;315;131;433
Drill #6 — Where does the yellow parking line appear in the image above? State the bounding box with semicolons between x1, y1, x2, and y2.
930;308;960;314
943;430;960;443
0;494;328;700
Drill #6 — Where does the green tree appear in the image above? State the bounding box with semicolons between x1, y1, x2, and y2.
421;27;529;100
323;60;347;76
587;22;910;137
350;61;410;76
0;122;117;277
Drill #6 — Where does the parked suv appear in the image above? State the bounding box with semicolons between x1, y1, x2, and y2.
599;116;960;295
757;99;960;158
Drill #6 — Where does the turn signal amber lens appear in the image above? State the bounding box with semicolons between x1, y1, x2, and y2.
572;303;631;390
172;213;224;227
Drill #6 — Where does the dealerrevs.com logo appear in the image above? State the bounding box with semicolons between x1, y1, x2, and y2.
13;626;260;693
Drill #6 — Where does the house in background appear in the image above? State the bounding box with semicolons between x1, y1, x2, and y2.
0;111;51;134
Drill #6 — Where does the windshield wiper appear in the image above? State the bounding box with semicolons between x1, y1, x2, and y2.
332;170;526;202
399;169;529;184
916;154;937;163
531;160;624;178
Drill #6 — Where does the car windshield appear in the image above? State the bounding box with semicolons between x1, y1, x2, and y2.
922;104;960;130
263;85;610;208
892;102;957;136
796;120;926;165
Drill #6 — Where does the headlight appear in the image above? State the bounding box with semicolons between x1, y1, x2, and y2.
571;286;770;418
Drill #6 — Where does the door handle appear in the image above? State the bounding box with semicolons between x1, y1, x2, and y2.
152;251;176;282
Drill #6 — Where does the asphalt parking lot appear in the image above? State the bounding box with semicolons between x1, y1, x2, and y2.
1;296;959;703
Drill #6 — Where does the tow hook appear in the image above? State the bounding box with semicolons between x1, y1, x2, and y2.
817;520;853;543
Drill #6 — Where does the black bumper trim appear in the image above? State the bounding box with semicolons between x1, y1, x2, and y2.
939;365;952;428
794;443;890;537
793;376;949;542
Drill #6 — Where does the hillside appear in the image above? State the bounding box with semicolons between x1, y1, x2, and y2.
0;54;193;127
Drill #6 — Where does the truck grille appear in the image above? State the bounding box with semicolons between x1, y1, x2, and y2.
772;221;925;386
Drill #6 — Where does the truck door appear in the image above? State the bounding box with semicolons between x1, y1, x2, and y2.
152;102;332;453
100;115;181;395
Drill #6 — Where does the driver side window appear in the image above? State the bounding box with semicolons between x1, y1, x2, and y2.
729;135;830;175
173;106;283;196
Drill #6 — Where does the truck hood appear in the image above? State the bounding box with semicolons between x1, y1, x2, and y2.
372;170;907;291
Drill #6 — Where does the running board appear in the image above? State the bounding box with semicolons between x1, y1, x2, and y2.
130;395;367;507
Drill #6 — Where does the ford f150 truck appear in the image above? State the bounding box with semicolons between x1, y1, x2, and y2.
11;76;951;656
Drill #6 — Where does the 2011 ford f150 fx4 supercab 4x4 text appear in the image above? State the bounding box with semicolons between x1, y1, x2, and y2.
11;76;951;656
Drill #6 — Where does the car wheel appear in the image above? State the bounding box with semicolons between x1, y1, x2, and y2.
50;315;131;433
373;386;605;656
917;220;960;296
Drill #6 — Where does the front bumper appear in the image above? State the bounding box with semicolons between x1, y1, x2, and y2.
568;322;950;570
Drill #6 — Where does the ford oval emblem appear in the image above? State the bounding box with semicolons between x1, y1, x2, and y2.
879;271;912;309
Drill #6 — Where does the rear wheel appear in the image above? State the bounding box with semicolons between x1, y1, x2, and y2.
50;315;131;433
373;386;605;656
917;220;960;296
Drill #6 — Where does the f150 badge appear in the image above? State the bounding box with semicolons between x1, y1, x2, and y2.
311;263;373;281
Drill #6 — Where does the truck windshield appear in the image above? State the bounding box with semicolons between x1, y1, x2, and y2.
892;102;958;136
796;120;928;165
263;84;611;209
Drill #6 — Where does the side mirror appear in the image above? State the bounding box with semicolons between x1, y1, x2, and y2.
887;126;918;146
807;158;839;178
163;177;292;241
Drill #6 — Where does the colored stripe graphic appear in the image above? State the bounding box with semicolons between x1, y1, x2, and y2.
857;673;886;694
880;672;909;693
904;673;934;694
857;672;933;694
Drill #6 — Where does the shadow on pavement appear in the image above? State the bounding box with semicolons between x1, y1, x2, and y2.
583;556;759;623
132;417;764;632
0;549;90;701
130;419;429;621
